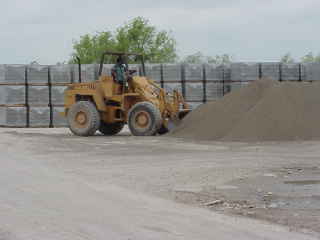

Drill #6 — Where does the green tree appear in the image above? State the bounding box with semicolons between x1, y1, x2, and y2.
182;52;232;65
70;17;177;63
207;54;232;65
301;52;320;63
182;52;205;64
280;53;295;63
70;31;115;64
115;17;177;63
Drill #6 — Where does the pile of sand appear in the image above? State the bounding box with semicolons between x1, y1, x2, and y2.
171;79;320;141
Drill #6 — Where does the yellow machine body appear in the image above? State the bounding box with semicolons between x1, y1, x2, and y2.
63;74;189;129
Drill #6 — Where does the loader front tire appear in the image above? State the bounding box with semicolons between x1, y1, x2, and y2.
128;102;162;136
99;122;124;136
67;101;100;136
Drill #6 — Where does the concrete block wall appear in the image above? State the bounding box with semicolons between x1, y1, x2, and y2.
184;65;204;103
52;106;67;127
0;106;27;127
230;63;259;81
51;86;68;105
0;65;25;84
27;65;49;84
206;82;224;101
28;86;50;105
185;64;203;81
185;82;203;101
205;64;225;81
0;64;27;126
0;85;26;105
26;65;50;127
50;65;73;127
50;65;73;84
73;64;98;83
29;107;50;127
303;63;320;81
163;64;181;81
261;63;279;80
1;62;320;127
145;64;161;82
0;64;71;127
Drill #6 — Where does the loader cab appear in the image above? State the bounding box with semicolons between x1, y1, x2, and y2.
74;51;146;84
98;51;146;82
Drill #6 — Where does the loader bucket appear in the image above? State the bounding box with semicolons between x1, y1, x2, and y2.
167;109;191;131
179;109;191;120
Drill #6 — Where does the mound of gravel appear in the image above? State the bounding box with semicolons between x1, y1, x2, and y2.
170;79;320;141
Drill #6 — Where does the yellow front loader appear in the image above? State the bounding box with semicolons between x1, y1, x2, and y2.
63;51;190;136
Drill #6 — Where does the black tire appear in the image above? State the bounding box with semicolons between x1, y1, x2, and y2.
67;101;100;136
157;124;169;135
128;102;162;136
99;122;124;136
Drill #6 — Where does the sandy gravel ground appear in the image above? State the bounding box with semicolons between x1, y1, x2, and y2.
0;128;319;239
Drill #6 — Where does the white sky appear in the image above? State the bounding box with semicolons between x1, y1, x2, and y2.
1;0;319;64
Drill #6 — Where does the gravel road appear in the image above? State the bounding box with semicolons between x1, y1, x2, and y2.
0;128;318;239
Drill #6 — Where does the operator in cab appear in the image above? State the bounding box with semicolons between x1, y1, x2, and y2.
112;56;128;85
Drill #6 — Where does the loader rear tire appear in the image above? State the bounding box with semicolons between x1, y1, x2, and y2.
67;101;100;136
99;122;124;136
128;102;162;136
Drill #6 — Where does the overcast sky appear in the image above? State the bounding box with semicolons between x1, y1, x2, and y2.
1;0;319;64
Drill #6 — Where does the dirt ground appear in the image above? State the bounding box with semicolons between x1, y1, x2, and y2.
0;128;319;239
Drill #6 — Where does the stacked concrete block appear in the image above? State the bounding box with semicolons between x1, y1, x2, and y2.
0;106;27;127
52;106;67;127
145;64;161;82
28;86;49;105
230;81;250;92
29;107;50;127
0;65;25;84
224;82;232;95
128;64;141;78
100;64;113;76
224;66;232;83
73;64;98;83
302;63;320;81
206;82;224;100
162;64;182;96
163;64;181;81
3;61;320;129
261;63;279;81
49;65;71;127
183;64;203;101
0;65;26;127
300;64;307;81
0;65;4;82
0;85;25;105
231;63;259;82
51;86;67;105
185;64;203;81
185;83;203;101
205;64;225;81
72;64;81;82
282;64;300;81
50;65;72;84
27;65;49;84
230;82;241;92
